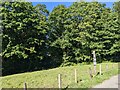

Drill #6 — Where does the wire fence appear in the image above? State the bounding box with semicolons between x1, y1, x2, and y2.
23;63;118;89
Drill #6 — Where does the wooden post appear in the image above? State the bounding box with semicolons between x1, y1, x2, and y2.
89;67;93;79
99;64;102;75
108;64;109;70
92;51;97;74
58;74;61;89
112;64;114;68
106;64;108;71
75;69;77;83
94;65;96;74
24;83;27;90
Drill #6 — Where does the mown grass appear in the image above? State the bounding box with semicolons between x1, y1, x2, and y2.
1;62;118;89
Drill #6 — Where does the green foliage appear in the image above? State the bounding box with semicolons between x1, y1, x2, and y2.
1;1;120;75
49;2;119;66
111;2;120;62
1;1;49;75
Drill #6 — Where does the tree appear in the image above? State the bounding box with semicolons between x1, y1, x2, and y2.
48;5;72;66
1;1;49;75
68;2;119;63
49;2;119;66
1;1;119;75
109;1;120;62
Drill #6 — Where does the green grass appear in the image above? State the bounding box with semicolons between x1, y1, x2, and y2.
1;62;119;89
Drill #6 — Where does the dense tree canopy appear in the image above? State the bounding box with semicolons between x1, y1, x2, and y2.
49;2;120;65
1;1;49;75
1;1;120;75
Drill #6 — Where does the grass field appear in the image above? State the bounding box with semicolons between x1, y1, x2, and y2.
1;62;119;89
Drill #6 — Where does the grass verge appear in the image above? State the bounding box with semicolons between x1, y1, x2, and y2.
1;62;118;88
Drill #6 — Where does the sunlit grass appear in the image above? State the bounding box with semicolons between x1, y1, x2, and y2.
1;62;118;88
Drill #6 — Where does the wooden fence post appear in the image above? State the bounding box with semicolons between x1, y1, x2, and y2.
106;64;108;71
99;64;102;75
112;64;114;68
92;51;97;74
94;65;96;74
24;82;27;90
75;69;77;83
58;74;62;89
89;67;93;79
